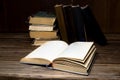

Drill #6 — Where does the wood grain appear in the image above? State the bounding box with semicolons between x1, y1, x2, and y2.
0;33;120;80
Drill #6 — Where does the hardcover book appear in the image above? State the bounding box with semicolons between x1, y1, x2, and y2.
62;5;77;43
29;11;56;25
54;5;87;44
81;5;107;45
54;5;69;43
32;38;59;46
20;40;96;75
72;5;87;41
29;30;58;39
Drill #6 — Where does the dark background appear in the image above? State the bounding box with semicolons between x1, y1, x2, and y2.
0;0;120;33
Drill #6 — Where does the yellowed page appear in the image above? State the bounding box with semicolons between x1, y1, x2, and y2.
57;42;94;60
24;40;68;62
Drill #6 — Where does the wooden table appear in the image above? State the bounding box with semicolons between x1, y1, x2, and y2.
0;33;120;80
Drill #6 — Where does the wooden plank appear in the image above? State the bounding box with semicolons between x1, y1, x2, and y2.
0;61;119;80
0;33;120;80
95;41;120;64
105;33;120;40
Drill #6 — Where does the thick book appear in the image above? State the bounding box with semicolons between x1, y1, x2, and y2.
20;40;96;75
72;5;87;41
81;5;107;45
32;38;59;46
54;5;69;43
29;11;56;25
29;30;58;39
55;5;87;44
32;39;47;46
62;5;77;43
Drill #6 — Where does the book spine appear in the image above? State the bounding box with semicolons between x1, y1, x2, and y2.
63;5;77;43
54;5;69;43
81;5;107;45
72;6;86;41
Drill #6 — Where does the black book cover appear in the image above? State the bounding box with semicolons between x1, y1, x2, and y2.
81;5;107;45
72;5;87;41
63;5;77;43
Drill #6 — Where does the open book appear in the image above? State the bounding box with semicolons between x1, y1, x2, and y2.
20;40;96;75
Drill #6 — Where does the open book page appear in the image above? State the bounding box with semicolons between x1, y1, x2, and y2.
24;40;68;62
53;46;96;67
56;42;94;61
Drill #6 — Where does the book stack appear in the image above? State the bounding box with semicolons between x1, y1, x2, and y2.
28;11;59;46
54;5;86;44
54;4;107;45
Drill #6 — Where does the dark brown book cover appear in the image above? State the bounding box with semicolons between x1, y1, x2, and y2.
62;5;77;43
81;5;107;45
72;5;87;41
54;4;69;43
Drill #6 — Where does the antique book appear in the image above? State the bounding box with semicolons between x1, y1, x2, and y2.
29;30;58;39
55;5;87;44
20;40;96;75
29;11;56;25
72;5;87;41
32;38;59;46
62;5;77;43
54;5;69;43
81;5;107;45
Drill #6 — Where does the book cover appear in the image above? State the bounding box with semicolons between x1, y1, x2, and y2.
62;5;77;43
32;38;59;46
81;5;107;45
55;5;87;44
72;5;87;41
29;30;58;39
32;11;55;17
54;5;69;43
29;11;56;25
29;16;56;25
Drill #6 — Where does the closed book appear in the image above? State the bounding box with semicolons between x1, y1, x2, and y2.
32;39;47;46
72;5;87;41
81;5;107;45
29;11;56;25
32;38;59;46
29;16;55;25
54;5;69;43
29;31;58;39
62;5;77;43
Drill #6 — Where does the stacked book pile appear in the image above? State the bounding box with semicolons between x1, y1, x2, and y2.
28;11;59;46
54;4;107;45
